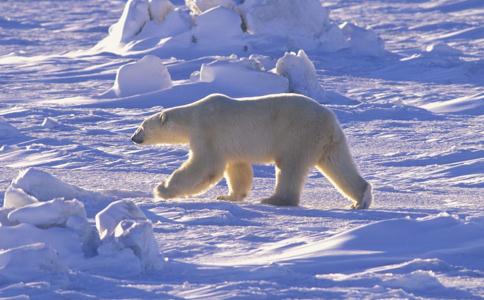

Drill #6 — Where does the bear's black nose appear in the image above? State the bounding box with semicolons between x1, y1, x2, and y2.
131;128;144;144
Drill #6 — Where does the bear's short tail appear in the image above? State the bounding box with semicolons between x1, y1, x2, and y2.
316;132;372;209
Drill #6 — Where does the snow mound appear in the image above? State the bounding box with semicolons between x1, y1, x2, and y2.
186;0;237;14
275;50;324;100
3;168;97;207
0;117;21;139
400;42;463;68
425;42;462;57
112;55;173;97
0;243;68;284
240;0;329;43
138;8;191;41
8;199;87;229
95;200;159;269
422;92;484;115
273;50;358;104
193;6;244;47
339;22;385;57
382;270;443;292
199;56;288;95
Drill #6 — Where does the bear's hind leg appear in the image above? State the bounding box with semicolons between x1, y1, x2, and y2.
317;139;372;209
217;162;253;201
261;159;309;206
155;154;225;199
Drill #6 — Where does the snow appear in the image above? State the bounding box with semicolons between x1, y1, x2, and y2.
1;0;484;298
110;0;151;43
95;199;148;240
339;22;386;57
0;118;21;140
5;168;99;203
186;0;238;15
199;56;289;96
95;200;159;270
92;0;385;56
275;50;325;101
422;92;484;115
8;199;87;228
193;6;244;46
148;0;175;22
109;55;173;97
0;243;68;284
41;117;60;129
240;0;329;42
3;185;38;210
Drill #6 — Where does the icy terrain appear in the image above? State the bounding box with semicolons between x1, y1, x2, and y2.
0;0;483;299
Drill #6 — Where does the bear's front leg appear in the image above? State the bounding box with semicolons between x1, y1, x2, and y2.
154;181;179;199
153;154;225;200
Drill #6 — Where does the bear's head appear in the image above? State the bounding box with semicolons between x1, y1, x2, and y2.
131;110;189;145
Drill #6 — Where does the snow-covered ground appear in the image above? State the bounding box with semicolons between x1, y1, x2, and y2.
0;0;483;299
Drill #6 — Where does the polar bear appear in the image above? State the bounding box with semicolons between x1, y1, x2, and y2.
131;93;372;208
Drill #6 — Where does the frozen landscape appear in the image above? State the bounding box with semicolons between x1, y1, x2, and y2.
0;0;483;299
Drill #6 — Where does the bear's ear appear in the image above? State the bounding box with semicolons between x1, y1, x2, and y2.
160;113;167;126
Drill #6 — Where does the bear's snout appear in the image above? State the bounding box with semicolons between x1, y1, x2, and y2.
131;127;144;144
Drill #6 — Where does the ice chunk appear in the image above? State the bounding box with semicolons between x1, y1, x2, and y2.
95;199;147;240
0;243;68;283
95;200;159;270
3;185;39;209
6;168;93;203
199;57;288;95
41;117;60;129
240;0;329;39
0;223;86;262
275;50;324;100
148;0;175;22
109;0;150;43
186;0;237;14
8;199;87;228
113;55;173;97
113;219;159;268
193;6;243;45
339;22;385;57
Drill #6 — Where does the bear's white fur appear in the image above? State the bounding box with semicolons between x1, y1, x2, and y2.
132;93;372;208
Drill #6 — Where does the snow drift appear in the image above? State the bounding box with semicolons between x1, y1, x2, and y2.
200;213;484;271
423;92;484;115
